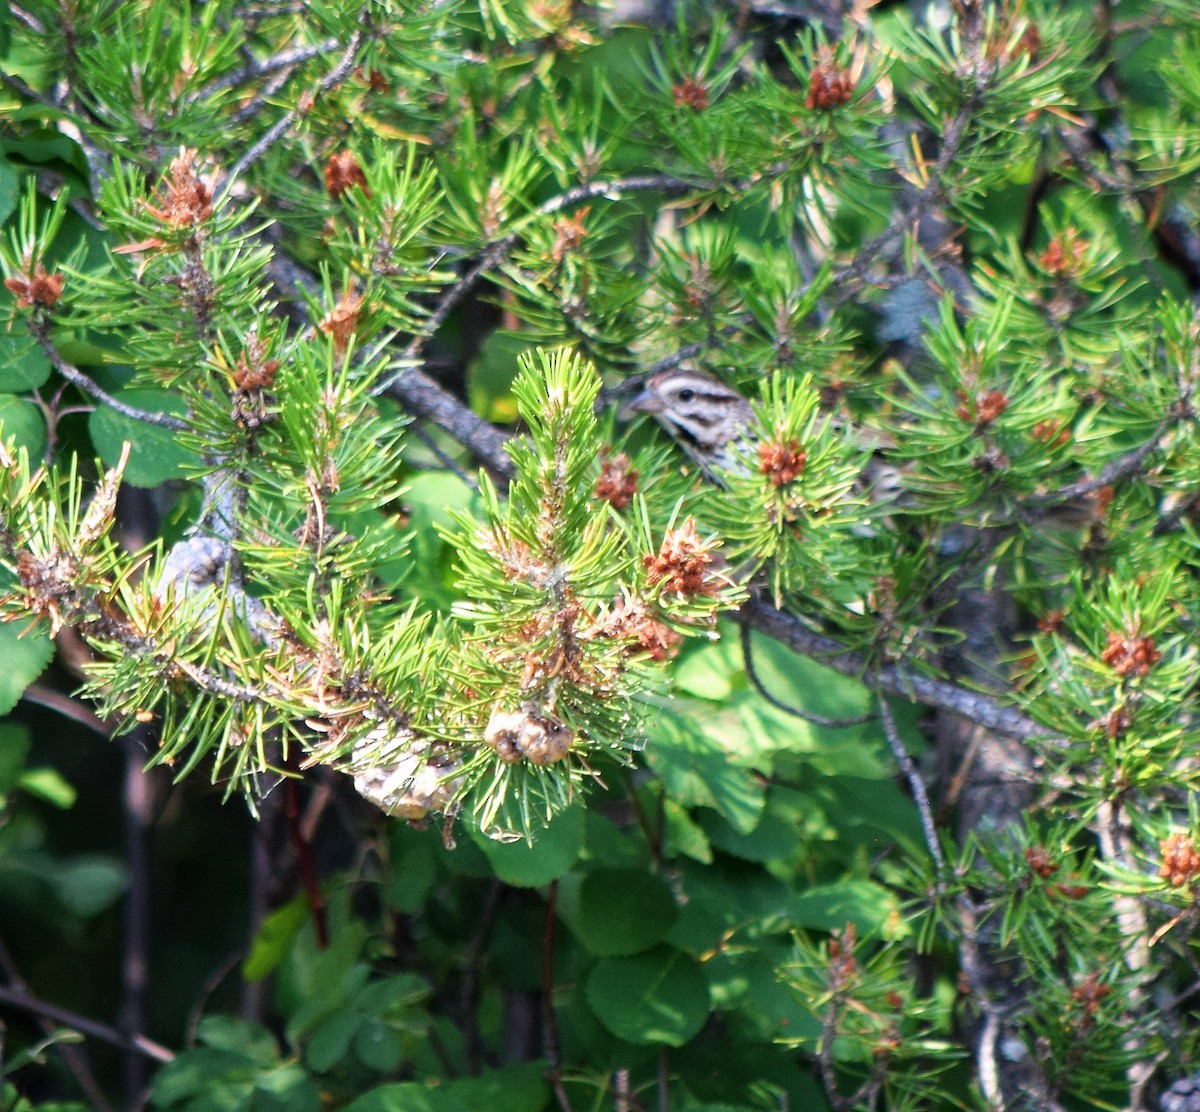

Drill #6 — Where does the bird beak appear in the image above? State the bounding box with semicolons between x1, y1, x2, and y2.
620;386;664;419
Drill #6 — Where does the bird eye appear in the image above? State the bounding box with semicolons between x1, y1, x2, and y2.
677;388;696;403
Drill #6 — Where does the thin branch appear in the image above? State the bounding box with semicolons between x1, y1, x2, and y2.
874;676;945;880
220;8;370;192
543;882;573;1112
0;983;174;1065
1026;423;1170;508
284;777;328;950
740;618;876;729
380;365;517;480
385;173;695;374
192;36;340;102
20;681;111;736
29;319;188;430
741;597;1050;743
0;69;55;108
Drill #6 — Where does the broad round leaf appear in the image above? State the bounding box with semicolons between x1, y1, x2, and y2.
576;868;678;956
475;805;584;887
305;1011;362;1073
55;855;127;917
585;947;710;1046
89;388;196;487
0;623;53;716
0;395;46;460
0;333;50;391
354;1015;404;1072
0;724;31;794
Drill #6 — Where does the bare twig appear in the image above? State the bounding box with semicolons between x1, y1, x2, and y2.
284;777;328;950
1026;423;1170;508
29;319;188;430
740;618;876;729
543;882;573;1112
20;682;111;736
220;7;371;192
0;983;174;1065
192;36;340;101
875;677;945;880
741;597;1049;744
613;1068;631;1112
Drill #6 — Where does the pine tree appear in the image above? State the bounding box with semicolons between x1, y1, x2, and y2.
1;1;1199;1109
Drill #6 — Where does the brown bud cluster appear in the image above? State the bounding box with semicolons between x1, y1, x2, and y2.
594;451;638;510
324;150;369;200
551;207;589;264
1100;630;1161;677
1036;608;1066;634
231;337;281;430
827;923;857;985
672;75;710;111
485;706;575;765
1039;230;1087;277
1031;419;1070;447
15;548;76;637
644;518;724;596
805;61;854;110
1069;972;1110;1021
318;290;364;355
956;389;1009;427
599;597;684;662
757;438;807;486
1093;703;1133;739
148;150;214;228
4;262;64;309
1024;846;1059;879
1159;832;1200;888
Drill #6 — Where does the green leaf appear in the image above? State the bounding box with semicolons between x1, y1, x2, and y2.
384;825;437;913
88;388;196;487
354;1015;404;1072
244;896;309;982
306;1010;361;1073
585;947;711;1046
0;724;31;794
16;766;76;808
643;710;764;834
696;808;799;863
662;800;712;863
55;855;126;917
0;333;50;391
575;868;678;956
703;946;823;1043
474;805;584;887
344;1063;550;1112
0;623;53;717
785;879;901;936
2;131;90;176
342;1086;437;1112
0;395;46;460
253;1063;321;1112
196;1017;278;1065
149;1048;256;1105
673;640;737;701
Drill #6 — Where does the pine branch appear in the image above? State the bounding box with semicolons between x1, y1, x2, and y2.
192;36;341;102
221;7;372;190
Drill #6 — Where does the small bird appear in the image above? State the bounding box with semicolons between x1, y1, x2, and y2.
623;366;903;506
622;368;757;483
